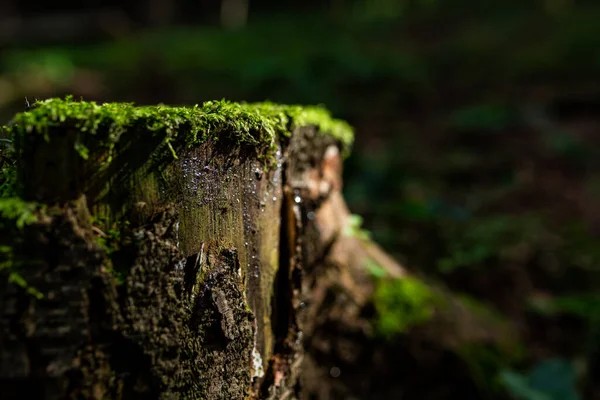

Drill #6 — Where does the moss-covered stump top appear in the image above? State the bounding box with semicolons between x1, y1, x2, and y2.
6;96;353;158
2;97;353;203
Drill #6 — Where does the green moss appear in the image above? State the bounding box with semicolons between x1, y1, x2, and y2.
343;213;372;241
364;257;388;278
5;96;354;166
529;292;600;321
0;197;44;298
90;213;130;285
94;226;122;255
0;197;41;229
373;275;437;338
0;138;17;198
0;158;16;198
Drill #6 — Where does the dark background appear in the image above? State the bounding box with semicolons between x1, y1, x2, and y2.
1;1;600;399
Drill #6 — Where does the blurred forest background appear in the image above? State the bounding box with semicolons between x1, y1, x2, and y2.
1;0;600;399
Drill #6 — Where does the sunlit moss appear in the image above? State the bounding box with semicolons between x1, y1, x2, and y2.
4;96;354;165
373;275;437;337
343;213;372;241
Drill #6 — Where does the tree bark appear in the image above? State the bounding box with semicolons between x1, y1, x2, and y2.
0;99;518;399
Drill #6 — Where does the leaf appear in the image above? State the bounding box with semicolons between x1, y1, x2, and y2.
529;359;580;400
500;359;581;400
499;370;551;400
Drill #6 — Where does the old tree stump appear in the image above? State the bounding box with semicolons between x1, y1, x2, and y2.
0;98;518;399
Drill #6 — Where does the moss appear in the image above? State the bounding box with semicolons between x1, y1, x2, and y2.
0;138;17;198
0;197;45;298
364;257;388;278
343;213;372;241
373;275;437;338
0;244;44;299
0;197;42;229
5;96;354;167
93;223;127;284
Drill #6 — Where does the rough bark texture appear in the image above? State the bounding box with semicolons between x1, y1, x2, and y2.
287;129;516;399
0;99;517;399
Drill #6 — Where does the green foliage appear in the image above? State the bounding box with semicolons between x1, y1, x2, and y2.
5;97;353;165
500;359;581;400
449;104;520;132
3;50;75;86
438;214;543;273
373;276;436;338
528;293;600;321
500;371;551;400
1;3;596;122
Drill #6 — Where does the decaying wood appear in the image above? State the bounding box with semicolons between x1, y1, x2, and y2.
284;128;517;399
0;104;516;400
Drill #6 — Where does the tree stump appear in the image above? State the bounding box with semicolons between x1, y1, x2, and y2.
0;98;518;400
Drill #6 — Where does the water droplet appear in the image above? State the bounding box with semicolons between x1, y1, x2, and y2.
307;211;315;220
294;196;302;204
272;196;277;202
330;367;341;378
295;331;304;345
